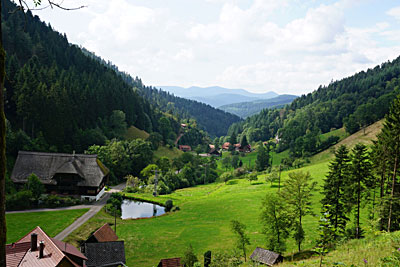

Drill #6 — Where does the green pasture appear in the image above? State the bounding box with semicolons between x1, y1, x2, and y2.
6;209;89;243
65;160;332;266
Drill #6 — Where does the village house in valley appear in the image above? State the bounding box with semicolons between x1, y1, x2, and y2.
6;226;87;267
11;151;109;201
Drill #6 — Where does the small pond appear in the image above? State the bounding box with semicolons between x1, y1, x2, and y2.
121;199;165;219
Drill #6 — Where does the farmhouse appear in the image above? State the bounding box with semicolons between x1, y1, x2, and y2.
222;142;231;150
6;226;87;267
178;145;192;152
11;151;109;201
250;247;283;266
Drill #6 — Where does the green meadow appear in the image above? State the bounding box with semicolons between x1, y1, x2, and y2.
6;209;89;243
65;160;332;266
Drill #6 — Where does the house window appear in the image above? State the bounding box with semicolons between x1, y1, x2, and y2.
87;190;95;194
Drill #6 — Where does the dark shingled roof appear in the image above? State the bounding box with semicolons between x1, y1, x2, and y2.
84;241;126;267
11;151;109;187
250;247;282;266
158;258;182;267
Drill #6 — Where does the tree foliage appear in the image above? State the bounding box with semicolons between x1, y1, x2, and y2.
280;171;317;251
260;193;292;253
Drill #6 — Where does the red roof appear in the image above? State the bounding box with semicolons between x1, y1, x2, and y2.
51;238;88;260
9;226;86;267
222;142;230;149
179;145;191;151
6;242;30;267
158;258;182;267
92;223;119;243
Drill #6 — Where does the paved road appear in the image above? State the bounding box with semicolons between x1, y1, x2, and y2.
54;193;110;240
54;182;126;240
6;183;126;240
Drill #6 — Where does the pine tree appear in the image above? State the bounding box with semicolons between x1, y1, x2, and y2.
377;95;400;232
321;145;351;238
348;143;373;238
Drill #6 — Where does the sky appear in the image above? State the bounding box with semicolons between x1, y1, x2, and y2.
30;0;400;95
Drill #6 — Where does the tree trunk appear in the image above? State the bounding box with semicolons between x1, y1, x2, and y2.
0;1;7;264
387;155;398;232
243;244;246;262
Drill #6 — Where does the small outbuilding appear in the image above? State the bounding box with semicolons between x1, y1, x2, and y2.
11;151;109;201
178;145;192;152
158;257;182;267
85;223;119;244
250;247;283;266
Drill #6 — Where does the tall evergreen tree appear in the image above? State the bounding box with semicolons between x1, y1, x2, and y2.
377;95;400;232
321;145;351;238
348;143;373;238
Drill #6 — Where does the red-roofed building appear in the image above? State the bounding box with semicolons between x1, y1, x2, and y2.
178;145;192;152
222;142;231;150
6;226;87;267
85;223;118;243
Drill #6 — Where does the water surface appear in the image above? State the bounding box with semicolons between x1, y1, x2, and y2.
121;199;165;219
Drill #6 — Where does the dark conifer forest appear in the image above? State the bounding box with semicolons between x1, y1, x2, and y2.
1;0;240;158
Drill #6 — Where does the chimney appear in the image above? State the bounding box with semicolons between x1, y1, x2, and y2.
31;233;37;251
39;241;44;259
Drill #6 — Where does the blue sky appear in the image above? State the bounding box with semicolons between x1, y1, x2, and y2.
31;0;400;95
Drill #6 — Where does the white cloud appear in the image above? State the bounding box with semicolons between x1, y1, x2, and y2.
31;0;400;95
387;6;400;20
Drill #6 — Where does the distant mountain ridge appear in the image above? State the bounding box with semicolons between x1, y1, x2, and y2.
158;86;278;107
219;94;298;118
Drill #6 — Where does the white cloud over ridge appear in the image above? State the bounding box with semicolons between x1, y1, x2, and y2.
33;0;400;95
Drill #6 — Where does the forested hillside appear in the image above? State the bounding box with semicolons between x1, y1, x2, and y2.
228;57;400;157
2;0;179;155
219;94;297;118
80;50;241;137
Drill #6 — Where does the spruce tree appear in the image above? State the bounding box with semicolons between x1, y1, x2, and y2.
378;95;400;231
348;143;373;238
321;145;351;238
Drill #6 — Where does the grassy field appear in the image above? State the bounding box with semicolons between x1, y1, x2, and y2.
124;125;150;140
153;146;183;160
6;209;89;243
280;231;400;267
65;160;332;266
63;122;386;266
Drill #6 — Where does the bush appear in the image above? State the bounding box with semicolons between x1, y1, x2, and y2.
172;206;180;212
165;199;173;212
6;190;34;211
233;168;246;178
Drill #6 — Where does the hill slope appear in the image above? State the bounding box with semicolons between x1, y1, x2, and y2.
229;56;400;157
3;0;169;153
219;94;298;118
